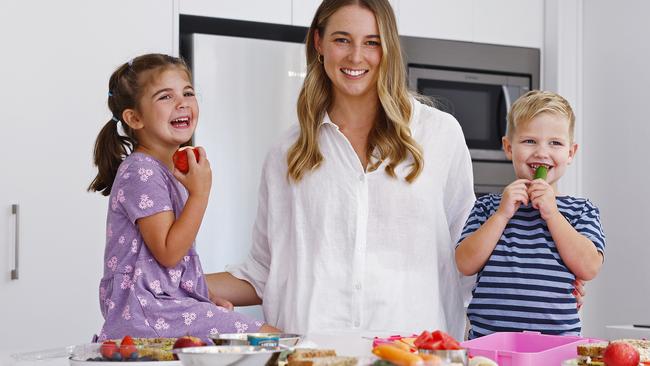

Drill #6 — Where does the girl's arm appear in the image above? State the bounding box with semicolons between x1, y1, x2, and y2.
529;180;603;281
455;179;530;276
205;272;262;306
138;147;211;268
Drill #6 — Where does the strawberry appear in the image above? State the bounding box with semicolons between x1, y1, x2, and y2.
120;335;138;359
173;146;200;174
100;340;118;359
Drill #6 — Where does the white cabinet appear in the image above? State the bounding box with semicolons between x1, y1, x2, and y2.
397;0;543;48
292;0;322;27
0;0;174;353
397;0;474;41
473;0;543;48
180;0;292;25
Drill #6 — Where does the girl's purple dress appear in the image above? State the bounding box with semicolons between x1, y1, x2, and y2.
98;152;262;341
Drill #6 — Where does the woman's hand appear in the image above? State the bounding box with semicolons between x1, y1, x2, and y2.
208;289;234;311
574;279;586;310
260;324;282;333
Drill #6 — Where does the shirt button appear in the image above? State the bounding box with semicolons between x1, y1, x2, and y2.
354;283;362;290
358;174;365;182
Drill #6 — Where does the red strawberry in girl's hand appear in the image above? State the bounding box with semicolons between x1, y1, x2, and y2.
173;146;200;174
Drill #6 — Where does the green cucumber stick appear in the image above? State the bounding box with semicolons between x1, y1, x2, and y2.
534;165;548;180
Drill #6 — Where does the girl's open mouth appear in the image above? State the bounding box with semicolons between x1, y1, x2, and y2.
170;116;190;128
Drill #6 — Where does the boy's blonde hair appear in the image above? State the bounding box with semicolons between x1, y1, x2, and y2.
506;90;576;141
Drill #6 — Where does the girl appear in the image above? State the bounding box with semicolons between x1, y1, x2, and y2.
88;53;278;341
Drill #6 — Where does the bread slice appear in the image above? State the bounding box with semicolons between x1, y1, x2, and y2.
288;349;338;361
577;342;608;358
288;356;358;366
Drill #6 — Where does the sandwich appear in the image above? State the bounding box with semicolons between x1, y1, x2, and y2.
577;339;650;366
287;348;358;366
577;341;608;365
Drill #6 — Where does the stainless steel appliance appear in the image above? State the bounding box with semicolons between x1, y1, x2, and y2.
181;16;308;320
402;36;540;195
408;67;530;161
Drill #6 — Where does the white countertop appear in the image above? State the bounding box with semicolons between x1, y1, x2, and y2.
1;331;378;366
606;324;650;340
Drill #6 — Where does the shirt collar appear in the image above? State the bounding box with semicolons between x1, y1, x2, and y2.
321;112;339;130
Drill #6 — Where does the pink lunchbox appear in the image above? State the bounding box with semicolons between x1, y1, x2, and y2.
460;331;604;366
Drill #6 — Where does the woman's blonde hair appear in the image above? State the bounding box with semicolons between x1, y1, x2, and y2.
506;90;576;141
287;0;423;183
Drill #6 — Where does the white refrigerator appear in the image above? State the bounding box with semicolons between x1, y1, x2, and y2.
191;33;306;319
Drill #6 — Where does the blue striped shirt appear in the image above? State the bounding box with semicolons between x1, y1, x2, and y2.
458;194;605;339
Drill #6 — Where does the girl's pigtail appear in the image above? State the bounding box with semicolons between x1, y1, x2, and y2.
87;119;135;196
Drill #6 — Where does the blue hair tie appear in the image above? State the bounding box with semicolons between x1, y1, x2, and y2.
108;91;113;97
111;116;120;123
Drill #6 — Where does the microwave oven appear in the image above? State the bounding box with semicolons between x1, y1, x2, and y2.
408;66;531;162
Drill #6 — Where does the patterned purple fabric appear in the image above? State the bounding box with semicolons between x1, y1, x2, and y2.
98;152;262;341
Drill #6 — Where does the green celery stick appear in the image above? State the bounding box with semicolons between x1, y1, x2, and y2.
534;165;548;180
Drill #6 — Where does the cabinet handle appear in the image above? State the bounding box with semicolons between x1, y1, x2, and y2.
11;204;19;280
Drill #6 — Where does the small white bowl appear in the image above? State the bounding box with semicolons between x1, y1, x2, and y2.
173;345;280;366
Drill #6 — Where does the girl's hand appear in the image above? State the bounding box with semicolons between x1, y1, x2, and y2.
496;179;530;219
528;179;559;220
173;146;212;198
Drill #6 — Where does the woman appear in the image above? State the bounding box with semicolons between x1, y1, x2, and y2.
206;0;475;340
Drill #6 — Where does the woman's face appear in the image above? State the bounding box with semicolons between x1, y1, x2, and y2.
315;5;382;101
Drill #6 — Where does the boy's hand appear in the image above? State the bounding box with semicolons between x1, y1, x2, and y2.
497;179;531;219
528;178;559;221
173;146;212;198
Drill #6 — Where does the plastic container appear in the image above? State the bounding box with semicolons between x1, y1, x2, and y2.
68;342;179;364
460;331;604;366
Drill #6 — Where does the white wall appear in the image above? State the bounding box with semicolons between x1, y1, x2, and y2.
580;0;650;339
0;0;174;353
544;0;583;198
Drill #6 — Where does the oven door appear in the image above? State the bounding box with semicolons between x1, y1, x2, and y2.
408;67;530;161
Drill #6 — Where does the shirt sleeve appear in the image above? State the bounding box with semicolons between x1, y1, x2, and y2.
439;112;478;336
117;159;173;224
574;199;606;254
457;198;489;245
443;118;477;247
227;151;273;299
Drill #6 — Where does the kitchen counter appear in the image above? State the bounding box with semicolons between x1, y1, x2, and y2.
2;331;379;366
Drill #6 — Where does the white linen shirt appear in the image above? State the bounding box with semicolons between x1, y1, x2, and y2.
228;99;476;340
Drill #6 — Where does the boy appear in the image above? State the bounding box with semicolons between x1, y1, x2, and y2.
455;90;605;339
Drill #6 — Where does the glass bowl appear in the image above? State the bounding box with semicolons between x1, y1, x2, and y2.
210;333;302;347
173;345;280;366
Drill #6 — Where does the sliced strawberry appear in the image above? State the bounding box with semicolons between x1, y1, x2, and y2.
414;330;432;349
